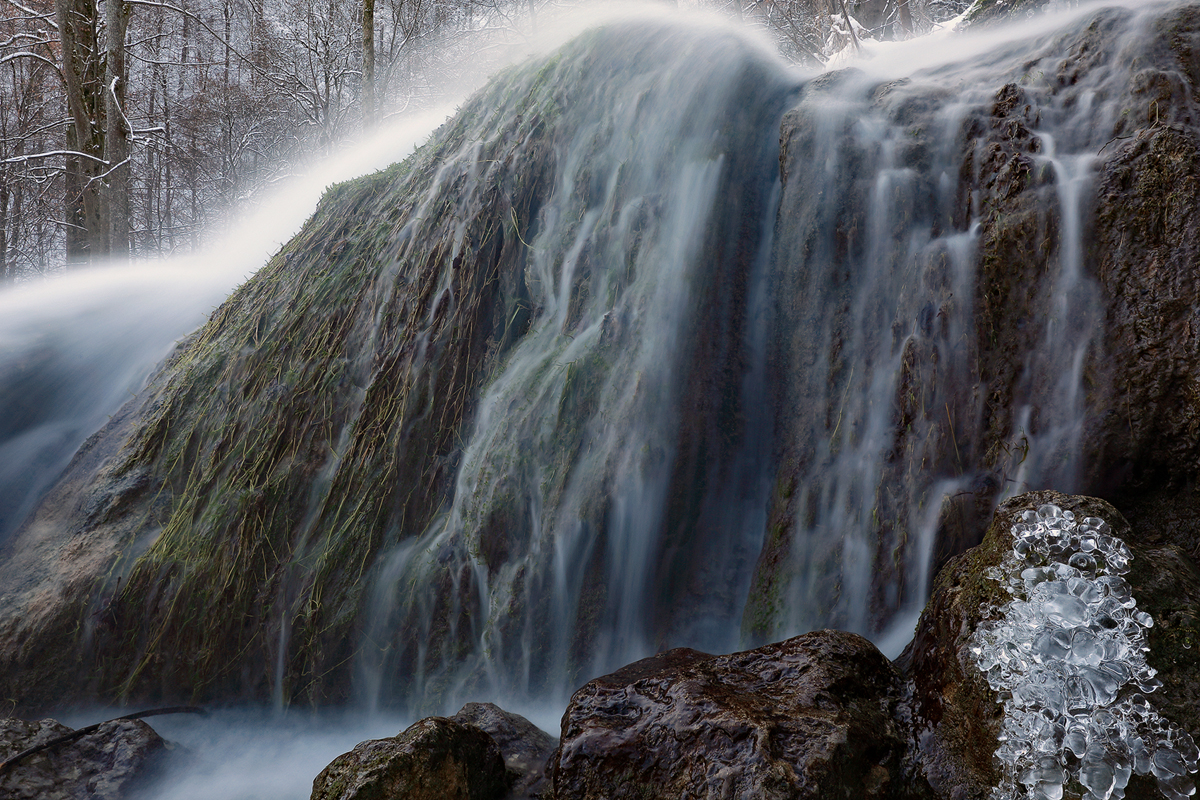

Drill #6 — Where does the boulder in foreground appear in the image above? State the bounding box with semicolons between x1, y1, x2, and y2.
0;716;167;800
310;715;510;800
900;490;1200;800
551;631;928;800
450;703;556;799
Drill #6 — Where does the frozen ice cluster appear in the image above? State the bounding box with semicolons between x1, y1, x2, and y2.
969;503;1200;800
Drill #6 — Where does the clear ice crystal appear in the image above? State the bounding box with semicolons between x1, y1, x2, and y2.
969;503;1200;800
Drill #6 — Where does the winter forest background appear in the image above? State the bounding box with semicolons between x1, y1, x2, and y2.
0;0;981;279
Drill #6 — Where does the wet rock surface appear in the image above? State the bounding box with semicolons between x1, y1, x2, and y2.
0;716;167;800
310;716;510;800
752;1;1200;652
551;631;928;800
1091;4;1200;556
450;703;557;799
899;490;1200;800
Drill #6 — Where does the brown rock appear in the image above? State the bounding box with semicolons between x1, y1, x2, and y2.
310;716;510;800
551;631;929;800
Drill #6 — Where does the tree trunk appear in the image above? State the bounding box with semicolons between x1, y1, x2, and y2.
897;0;913;36
0;169;9;281
362;0;375;124
55;0;106;263
105;0;132;258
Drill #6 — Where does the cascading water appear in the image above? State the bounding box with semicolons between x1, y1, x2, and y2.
752;0;1170;655
0;105;457;553
356;19;795;712
357;0;1190;712
0;7;1193;783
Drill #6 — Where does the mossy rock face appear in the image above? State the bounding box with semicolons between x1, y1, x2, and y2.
0;19;793;714
899;490;1200;800
0;29;597;711
310;716;510;800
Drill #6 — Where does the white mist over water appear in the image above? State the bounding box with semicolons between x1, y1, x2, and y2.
0;104;459;549
73;709;410;800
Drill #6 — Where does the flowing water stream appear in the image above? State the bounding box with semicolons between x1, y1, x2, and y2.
354;16;793;713
354;0;1169;716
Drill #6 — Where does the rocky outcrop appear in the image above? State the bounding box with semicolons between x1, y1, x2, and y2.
347;490;1196;800
3;0;1200;734
749;1;1200;646
0;716;167;800
551;631;928;800
900;490;1200;800
0;45;556;709
310;716;510;800
0;18;792;715
1089;3;1200;555
450;703;556;799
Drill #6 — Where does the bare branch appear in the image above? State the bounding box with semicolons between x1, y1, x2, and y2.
0;52;65;80
2;149;109;166
124;0;291;91
86;155;130;185
1;0;57;27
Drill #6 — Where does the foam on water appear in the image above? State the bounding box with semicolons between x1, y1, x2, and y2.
970;504;1200;800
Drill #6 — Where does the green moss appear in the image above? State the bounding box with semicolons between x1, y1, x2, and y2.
73;40;599;707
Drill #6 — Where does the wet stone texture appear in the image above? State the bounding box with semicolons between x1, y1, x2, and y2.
449;703;557;800
310;716;510;800
550;632;930;800
0;717;167;800
899;490;1200;800
1092;3;1200;562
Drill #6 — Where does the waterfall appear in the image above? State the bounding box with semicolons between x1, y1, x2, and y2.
758;0;1167;653
0;0;1187;733
356;19;795;712
357;0;1178;711
0;106;459;550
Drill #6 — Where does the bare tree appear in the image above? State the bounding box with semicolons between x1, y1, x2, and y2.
105;0;131;255
361;0;373;122
0;0;646;275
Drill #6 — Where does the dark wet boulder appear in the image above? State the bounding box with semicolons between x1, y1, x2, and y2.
449;703;556;799
551;631;928;800
310;716;510;800
0;716;167;800
899;490;1200;800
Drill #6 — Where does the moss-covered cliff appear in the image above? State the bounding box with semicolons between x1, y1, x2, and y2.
0;19;793;713
0;39;568;710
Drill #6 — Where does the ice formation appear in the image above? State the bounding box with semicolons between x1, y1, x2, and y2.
969;503;1200;800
